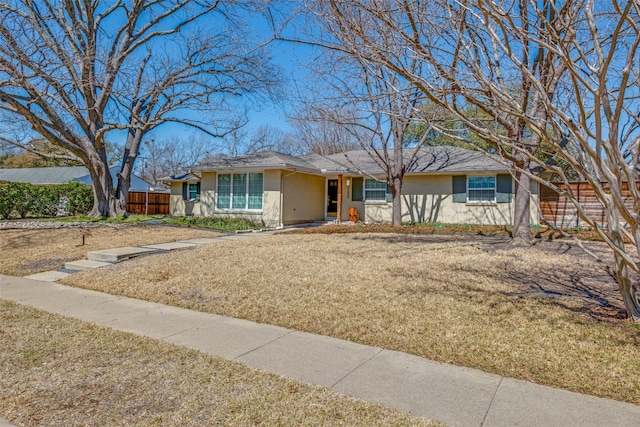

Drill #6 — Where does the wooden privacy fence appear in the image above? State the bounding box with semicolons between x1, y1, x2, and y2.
126;191;170;215
539;182;637;228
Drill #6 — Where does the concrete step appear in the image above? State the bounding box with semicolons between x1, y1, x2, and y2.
87;246;159;263
24;270;70;282
65;259;113;271
176;238;221;245
140;242;198;251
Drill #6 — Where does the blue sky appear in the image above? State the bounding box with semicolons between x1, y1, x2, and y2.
146;5;317;145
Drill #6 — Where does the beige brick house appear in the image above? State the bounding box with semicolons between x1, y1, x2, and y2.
162;146;539;228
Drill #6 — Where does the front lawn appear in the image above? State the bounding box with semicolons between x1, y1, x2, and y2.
0;300;435;426
0;224;221;276
60;231;640;405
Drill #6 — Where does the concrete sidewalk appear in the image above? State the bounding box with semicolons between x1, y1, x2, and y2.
2;275;640;426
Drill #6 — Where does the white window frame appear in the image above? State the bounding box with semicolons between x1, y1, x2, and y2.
467;175;496;203
188;183;200;200
216;172;263;211
364;179;390;202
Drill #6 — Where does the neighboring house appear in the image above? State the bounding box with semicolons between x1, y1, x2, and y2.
163;146;540;228
0;165;153;192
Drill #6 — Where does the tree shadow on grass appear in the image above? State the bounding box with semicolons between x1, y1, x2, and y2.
349;232;508;246
478;239;630;323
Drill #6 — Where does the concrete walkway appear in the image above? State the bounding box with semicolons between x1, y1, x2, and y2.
2;275;640;426
2;230;640;426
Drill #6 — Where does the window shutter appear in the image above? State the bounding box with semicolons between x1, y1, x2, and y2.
352;177;363;201
452;175;466;203
182;182;187;200
196;181;201;198
496;174;512;203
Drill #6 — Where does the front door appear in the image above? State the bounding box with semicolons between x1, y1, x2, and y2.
327;179;338;217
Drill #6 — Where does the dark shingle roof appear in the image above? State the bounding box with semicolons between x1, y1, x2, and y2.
159;172;200;182
322;146;507;175
188;146;507;176
196;151;318;173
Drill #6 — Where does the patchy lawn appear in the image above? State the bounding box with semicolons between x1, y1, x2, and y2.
0;224;221;276
61;231;640;405
0;301;435;426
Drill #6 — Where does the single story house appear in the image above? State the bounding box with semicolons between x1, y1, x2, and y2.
162;146;540;227
0;165;153;192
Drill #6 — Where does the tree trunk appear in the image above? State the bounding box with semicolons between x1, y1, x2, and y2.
115;153;135;216
86;156;120;217
392;176;402;226
608;212;640;321
512;159;532;245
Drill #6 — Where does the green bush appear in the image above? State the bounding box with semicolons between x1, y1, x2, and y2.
0;181;13;219
162;216;261;231
33;185;61;217
59;182;93;215
0;181;93;219
11;182;36;218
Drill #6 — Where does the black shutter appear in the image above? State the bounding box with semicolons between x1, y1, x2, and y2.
352;177;363;201
452;175;466;203
496;174;512;203
182;182;187;200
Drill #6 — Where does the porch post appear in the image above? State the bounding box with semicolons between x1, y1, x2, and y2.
337;174;343;224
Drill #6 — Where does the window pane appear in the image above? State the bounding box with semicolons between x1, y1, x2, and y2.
365;179;386;190
467;176;495;202
217;174;231;209
188;183;199;200
468;176;495;190
365;179;388;201
232;173;247;209
468;189;495;202
248;173;263;210
366;190;386;201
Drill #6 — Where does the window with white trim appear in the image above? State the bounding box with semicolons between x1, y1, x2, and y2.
188;183;200;200
467;176;496;203
217;173;263;210
364;179;391;201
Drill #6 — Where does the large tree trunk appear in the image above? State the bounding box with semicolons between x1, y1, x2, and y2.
84;151;124;218
512;158;532;245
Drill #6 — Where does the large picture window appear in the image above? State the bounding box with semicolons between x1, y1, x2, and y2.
364;179;391;202
217;173;263;210
467;176;496;203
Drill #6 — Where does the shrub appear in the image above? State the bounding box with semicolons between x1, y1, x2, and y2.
11;182;36;218
0;181;13;219
59;182;93;215
32;185;61;217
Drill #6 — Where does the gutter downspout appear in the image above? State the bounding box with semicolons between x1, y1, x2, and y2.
279;171;297;229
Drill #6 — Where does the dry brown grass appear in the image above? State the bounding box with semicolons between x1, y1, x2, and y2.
62;232;640;405
0;300;437;426
0;224;220;276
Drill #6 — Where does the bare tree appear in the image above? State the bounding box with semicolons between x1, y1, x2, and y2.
311;0;573;242
284;6;433;225
313;1;640;319
283;104;364;155
141;134;214;185
0;0;277;216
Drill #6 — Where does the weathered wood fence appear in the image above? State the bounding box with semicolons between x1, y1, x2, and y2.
539;182;636;228
127;192;170;215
